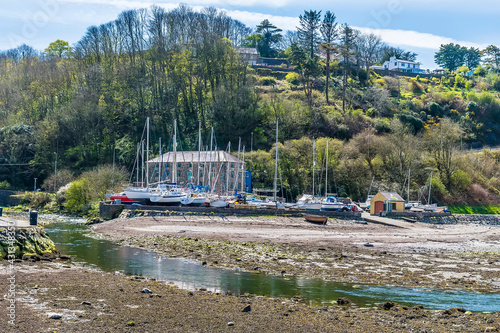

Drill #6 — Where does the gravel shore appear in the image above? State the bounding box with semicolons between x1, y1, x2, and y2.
1;213;499;332
1;261;499;332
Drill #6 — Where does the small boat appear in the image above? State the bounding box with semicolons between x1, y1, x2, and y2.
303;214;328;225
105;192;139;204
321;196;344;211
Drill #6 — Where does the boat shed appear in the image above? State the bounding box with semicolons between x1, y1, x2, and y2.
147;151;246;192
370;192;405;215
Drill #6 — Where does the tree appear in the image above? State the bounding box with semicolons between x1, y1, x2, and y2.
381;46;417;63
287;42;321;105
320;11;338;104
435;43;466;72
338;24;357;114
482;45;500;68
255;19;282;58
424;118;461;189
357;32;384;81
43;39;73;58
297;10;322;58
464;47;481;70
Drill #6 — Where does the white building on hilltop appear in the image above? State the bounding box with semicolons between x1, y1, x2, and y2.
383;56;424;74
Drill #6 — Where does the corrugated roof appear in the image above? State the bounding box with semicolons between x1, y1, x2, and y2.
148;151;244;164
379;192;405;201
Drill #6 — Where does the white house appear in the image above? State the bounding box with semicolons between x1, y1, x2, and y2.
383;56;424;74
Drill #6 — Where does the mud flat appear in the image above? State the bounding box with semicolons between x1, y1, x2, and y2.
1;261;499;332
93;213;500;293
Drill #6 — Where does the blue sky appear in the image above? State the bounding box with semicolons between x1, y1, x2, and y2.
1;0;499;69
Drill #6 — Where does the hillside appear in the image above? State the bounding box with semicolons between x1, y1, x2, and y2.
0;5;499;206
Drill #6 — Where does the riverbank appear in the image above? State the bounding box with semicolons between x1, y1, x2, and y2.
93;213;500;293
1;261;499;332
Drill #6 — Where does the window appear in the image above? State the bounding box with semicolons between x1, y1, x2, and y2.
231;171;234;178
177;163;181;168
395;62;397;66
188;163;192;168
392;203;397;210
413;64;416;68
231;163;234;168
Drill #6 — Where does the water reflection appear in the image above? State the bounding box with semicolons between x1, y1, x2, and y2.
46;222;500;312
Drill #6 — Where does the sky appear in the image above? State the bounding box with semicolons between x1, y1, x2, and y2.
1;0;499;69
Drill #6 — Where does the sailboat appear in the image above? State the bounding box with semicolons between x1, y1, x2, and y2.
124;117;154;202
257;120;285;209
321;139;343;211
148;120;188;206
180;121;209;207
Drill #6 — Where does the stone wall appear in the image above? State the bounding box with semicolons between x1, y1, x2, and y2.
101;203;363;220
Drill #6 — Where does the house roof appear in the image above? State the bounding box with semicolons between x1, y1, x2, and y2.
148;151;244;164
377;192;405;202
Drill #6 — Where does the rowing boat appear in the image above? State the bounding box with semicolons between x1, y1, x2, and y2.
303;214;328;225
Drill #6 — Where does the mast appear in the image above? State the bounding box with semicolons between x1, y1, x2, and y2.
136;142;140;187
273;120;278;202
208;127;213;193
197;120;201;186
226;142;231;195
428;170;433;204
241;146;245;192
159;137;162;185
325;139;329;197
146;117;149;188
141;140;144;188
312;140;316;197
407;167;411;202
172;119;177;184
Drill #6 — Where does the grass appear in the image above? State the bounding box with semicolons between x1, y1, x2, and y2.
448;205;500;215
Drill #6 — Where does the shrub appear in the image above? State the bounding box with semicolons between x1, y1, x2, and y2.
450;170;471;192
285;72;300;86
257;68;272;76
409;80;424;93
0;180;11;189
65;179;91;213
259;76;276;86
491;75;500;91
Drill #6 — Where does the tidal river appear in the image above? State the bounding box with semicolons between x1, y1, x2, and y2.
45;220;500;312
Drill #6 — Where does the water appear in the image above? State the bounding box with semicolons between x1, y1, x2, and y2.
46;222;500;312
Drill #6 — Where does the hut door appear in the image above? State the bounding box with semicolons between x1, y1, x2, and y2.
374;201;384;214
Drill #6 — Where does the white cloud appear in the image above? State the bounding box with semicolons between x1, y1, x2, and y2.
356;27;488;50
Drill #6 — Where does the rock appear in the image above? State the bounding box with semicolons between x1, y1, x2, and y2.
227;322;234;326
49;314;62;319
81;301;91;306
336;297;351;305
141;288;152;294
242;305;251;312
379;301;396;310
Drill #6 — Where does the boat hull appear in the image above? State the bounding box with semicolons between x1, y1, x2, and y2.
303;214;328;224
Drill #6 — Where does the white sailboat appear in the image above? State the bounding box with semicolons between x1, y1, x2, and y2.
147;120;188;206
124;117;153;202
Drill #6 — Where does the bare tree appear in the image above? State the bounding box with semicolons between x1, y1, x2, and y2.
356;32;385;82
